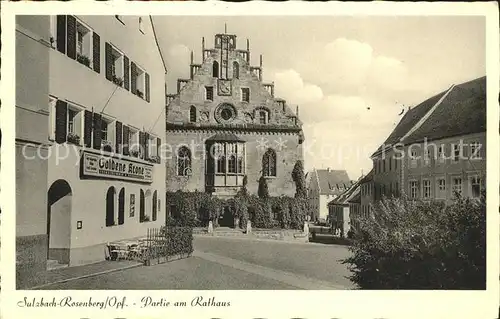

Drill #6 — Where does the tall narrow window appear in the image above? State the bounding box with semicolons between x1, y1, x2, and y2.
409;181;418;199
152;190;158;221
106;187;116;227
452;144;461;162
436;178;446;199
228;154;237;174
262;148;277;177
177;146;192;176
259;110;268;124
233;61;239;79
423;179;431;199
118;188;125;225
241;88;250;102
470;176;482;198
452;177;462;196
470;142;481;160
410;149;418;168
437;145;445;164
212;61;219;78
423;148;430;166
139;189;145;222
205;86;214;101
189;105;197;123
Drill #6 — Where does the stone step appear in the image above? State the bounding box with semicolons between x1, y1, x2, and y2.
47;259;69;271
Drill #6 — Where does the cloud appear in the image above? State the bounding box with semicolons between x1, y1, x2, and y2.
270;69;324;105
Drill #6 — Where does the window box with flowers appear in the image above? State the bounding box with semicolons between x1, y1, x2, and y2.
149;155;160;164
101;140;114;153
67;132;81;145
140;215;150;223
77;54;91;68
130;147;141;158
112;75;124;87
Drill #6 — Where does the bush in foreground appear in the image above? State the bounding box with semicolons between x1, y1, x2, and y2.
342;193;486;289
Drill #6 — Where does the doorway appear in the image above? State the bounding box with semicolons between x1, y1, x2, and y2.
47;179;72;265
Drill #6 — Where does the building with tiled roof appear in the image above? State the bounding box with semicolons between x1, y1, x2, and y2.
370;76;486;205
327;176;362;237
307;168;351;222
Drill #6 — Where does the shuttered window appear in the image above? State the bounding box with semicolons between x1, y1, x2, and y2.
56;15;99;73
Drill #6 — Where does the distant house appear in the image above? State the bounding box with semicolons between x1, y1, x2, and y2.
370;76;486;205
327;177;362;237
307;168;351;222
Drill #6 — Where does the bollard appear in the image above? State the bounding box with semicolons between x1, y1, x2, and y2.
246;220;252;234
303;221;309;236
208;220;213;234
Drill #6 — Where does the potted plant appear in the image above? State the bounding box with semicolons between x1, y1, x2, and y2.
77;54;91;67
141;215;150;222
112;75;124;87
101;140;113;153
149;155;160;163
136;89;144;98
66;132;80;145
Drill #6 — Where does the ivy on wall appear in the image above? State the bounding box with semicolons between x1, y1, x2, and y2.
165;160;308;230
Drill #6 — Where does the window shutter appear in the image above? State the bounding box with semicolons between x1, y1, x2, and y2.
115;121;122;154
92;32;100;73
84;110;93;147
105;42;112;81
93;113;102;150
55;100;67;144
66;15;76;60
138;131;145;159
145;72;150;102
122;125;130;156
130;62;137;94
124;56;130;91
144;132;150;160
56;15;66;54
156;137;161;163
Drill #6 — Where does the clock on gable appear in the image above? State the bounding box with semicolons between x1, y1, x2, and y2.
217;79;232;96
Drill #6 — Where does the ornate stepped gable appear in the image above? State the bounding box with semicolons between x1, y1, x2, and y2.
166;32;303;135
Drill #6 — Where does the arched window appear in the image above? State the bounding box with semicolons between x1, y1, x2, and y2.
106;187;116;227
139;189;145;222
177;146;192;176
189;105;197;123
152;190;158;221
212;61;219;78
118;188;125;225
233;61;239;79
262;148;277;177
228;154;237;173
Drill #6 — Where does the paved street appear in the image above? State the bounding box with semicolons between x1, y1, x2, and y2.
41;237;355;290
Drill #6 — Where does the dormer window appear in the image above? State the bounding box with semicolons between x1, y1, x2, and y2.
257;109;269;124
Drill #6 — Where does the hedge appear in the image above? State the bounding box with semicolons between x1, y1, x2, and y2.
159;216;194;257
342;193;486;289
166;191;308;230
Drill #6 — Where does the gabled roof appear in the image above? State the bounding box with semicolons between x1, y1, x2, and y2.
403;76;486;144
359;169;374;184
371;76;486;157
371;90;448;157
314;169;351;195
328;176;362;206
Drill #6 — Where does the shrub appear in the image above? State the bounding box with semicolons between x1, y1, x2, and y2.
258;176;270;199
160;222;193;257
343;194;486;289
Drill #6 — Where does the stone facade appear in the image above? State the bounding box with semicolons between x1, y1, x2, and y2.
165;33;304;198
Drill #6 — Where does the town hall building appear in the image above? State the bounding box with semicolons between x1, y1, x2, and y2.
165;32;305;200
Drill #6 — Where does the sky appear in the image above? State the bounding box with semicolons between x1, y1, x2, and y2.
153;16;486;180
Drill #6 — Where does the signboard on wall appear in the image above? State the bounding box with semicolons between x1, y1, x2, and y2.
81;151;153;183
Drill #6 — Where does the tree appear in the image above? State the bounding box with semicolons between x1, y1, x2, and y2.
258;176;270;199
292;160;307;199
